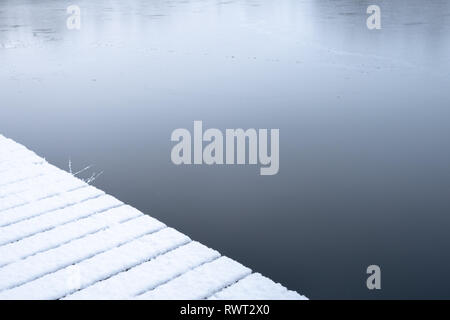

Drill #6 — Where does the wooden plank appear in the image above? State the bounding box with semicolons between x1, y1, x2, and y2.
0;135;306;299
66;241;220;300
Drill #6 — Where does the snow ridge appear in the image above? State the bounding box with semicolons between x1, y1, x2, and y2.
0;135;307;300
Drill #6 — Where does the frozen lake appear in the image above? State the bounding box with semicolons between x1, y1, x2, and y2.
1;0;450;298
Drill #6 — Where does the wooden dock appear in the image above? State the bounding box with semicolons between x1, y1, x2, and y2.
0;135;306;300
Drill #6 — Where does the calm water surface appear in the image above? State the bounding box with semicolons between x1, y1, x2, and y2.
1;0;450;299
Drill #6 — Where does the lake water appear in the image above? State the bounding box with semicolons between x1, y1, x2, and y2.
1;0;450;299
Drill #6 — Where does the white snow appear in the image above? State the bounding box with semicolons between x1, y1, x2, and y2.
0;228;190;299
0;185;104;227
137;257;252;300
0;176;86;212
66;241;220;300
0;204;136;267
0;215;164;291
0;167;73;198
0;195;122;246
0;135;307;299
209;273;308;300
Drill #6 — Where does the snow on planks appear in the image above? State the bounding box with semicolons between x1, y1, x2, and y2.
0;135;307;300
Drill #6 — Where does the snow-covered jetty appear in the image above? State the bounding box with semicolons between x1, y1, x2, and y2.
0;135;306;300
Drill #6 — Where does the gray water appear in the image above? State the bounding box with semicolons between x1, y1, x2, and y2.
1;0;450;299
